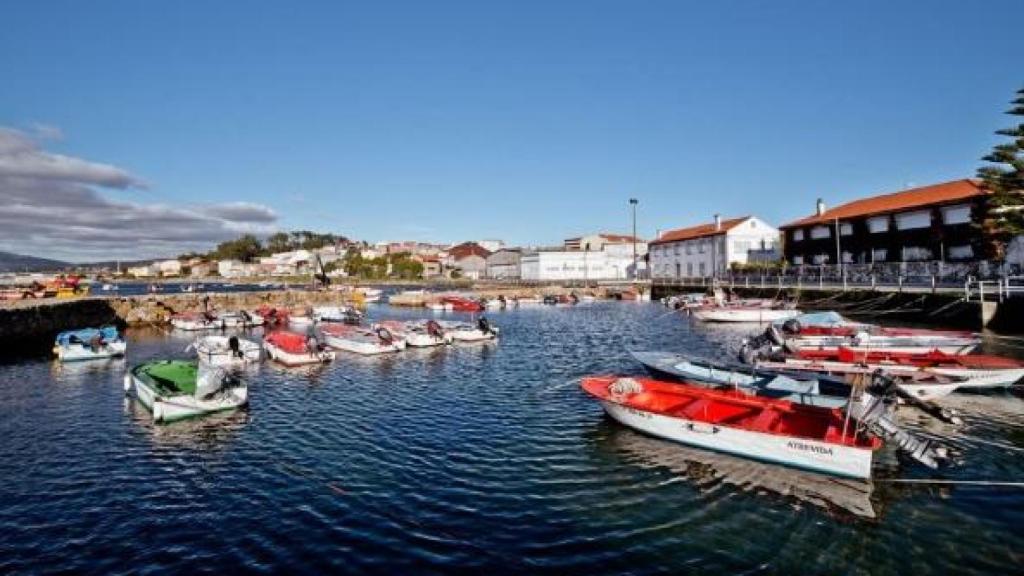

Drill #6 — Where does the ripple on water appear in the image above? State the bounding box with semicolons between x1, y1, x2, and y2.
0;302;1022;575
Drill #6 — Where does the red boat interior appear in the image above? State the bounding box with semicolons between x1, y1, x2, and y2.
266;331;310;354
582;376;879;449
817;347;1024;369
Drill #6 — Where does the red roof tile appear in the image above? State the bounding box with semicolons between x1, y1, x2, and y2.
650;217;750;245
447;242;491;260
781;179;986;229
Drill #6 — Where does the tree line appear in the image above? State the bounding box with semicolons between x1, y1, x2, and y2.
978;86;1024;259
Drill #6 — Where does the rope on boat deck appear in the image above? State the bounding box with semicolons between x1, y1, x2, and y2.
876;479;1024;487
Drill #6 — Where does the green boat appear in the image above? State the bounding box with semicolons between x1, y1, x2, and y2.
124;360;248;423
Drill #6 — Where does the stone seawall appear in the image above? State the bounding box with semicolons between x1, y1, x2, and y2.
0;291;356;357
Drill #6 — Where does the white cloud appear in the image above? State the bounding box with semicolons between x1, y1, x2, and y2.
0;126;278;261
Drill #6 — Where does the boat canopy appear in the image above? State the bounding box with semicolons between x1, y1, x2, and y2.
779;311;851;328
55;326;119;345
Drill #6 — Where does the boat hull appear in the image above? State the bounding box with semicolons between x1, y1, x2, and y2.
126;374;248;423
263;341;334;366
693;308;800;323
55;341;127;362
323;334;405;355
598;400;873;479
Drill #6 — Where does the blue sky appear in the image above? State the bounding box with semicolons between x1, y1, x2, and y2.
0;0;1021;260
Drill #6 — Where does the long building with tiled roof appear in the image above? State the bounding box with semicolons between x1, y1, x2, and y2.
649;215;781;279
780;179;986;265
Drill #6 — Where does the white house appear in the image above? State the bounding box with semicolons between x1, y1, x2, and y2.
127;264;158;278
520;249;636;281
155;259;182;277
649;215;780;279
218;259;257;278
564;233;648;256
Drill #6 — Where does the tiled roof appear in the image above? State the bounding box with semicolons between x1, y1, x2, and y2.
447;242;491;259
781;179;986;229
650;217;750;245
598;233;644;243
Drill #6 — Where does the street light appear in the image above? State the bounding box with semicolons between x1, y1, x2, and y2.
629;198;639;280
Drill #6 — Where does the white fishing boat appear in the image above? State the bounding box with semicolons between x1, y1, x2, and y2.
170;314;218;331
263;331;335;366
514;296;544;306
375;320;453;347
53;326;127;362
783;333;980;356
692;307;801;323
581;376;881;478
312;305;363;324
357;287;383;303
216;311;264;328
191;335;262;366
425;301;454;311
438;318;499;342
321;324;406;355
124;360;248;423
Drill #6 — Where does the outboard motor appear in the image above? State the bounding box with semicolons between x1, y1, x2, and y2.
229;335;242;358
426;320;444;338
305;335;320;353
846;371;949;469
376;326;394;345
765;324;785;346
781;318;802;335
478;317;492;335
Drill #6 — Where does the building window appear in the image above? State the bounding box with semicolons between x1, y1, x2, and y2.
896;210;931;230
942;204;972;225
871;248;888;262
812;254;830;264
792;256;804;265
675;263;681;278
687;262;693;276
947;244;974;260
733;240;750;254
792;229;804;241
750;220;757;228
841;251;854;263
867;216;889;234
840;222;853;236
685;242;692;255
901;246;932;261
698;262;706;276
698;240;705;254
810;226;831;239
674;243;680;256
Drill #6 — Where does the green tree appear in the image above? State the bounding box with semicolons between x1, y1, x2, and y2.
266;232;293;253
214;234;264;262
977;87;1024;259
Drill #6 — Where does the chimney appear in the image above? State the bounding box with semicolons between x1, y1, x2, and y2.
714;214;722;231
816;198;826;216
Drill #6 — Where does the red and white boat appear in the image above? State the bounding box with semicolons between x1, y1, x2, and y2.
778;312;976;340
321;324;406;355
441;296;484;312
790;347;1024;390
692;307;801;323
263;331;335;366
783;333;980;356
581;375;881;478
374;320;453;347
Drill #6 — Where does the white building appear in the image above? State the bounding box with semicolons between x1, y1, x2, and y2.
649;215;780;279
564;233;648;257
218;259;257;278
155;259;182;277
127;264;158;278
520;249;636;281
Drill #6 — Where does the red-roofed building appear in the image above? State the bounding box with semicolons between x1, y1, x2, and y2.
444;242;492;279
649;216;780;279
780;179;986;265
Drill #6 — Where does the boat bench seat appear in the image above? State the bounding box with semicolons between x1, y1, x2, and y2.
748;408;781;431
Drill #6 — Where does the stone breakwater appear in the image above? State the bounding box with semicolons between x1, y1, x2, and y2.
0;291;357;357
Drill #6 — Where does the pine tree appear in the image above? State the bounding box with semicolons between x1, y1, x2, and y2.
977;87;1024;259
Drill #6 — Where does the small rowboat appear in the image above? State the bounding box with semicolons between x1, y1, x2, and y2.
124;360;247;423
438;318;499;342
321;324;406;355
263;331;334;366
53;326;127;362
441;296;484;312
783;334;980;356
312;305;363;324
692;307;800;323
375;320;453;347
191;335;262;367
170;313;217;331
581;376;881;478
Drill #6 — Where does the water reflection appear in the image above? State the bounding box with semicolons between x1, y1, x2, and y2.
590;422;881;520
124;398;250;451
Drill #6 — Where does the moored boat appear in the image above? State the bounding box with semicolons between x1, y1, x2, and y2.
191;335;262;366
375;320;453;347
53;326;127;362
124;360;248;423
312;305;363;324
321;324;406;355
581;376;881;478
438;317;499;342
263;331;335;366
441;296;484;312
692;307;800;323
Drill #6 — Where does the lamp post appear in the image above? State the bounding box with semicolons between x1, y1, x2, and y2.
629;198;639;280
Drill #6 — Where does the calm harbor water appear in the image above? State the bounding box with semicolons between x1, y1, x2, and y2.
1;302;1022;575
